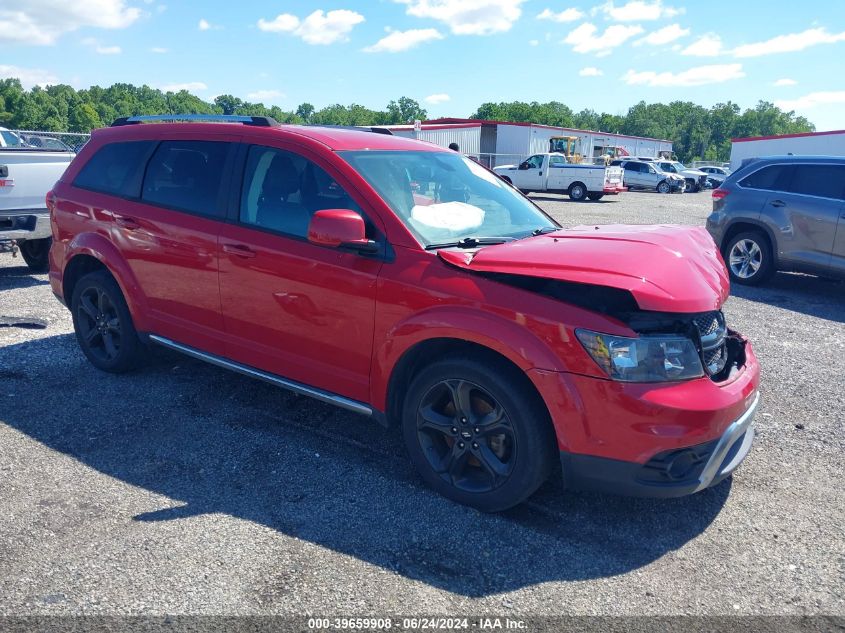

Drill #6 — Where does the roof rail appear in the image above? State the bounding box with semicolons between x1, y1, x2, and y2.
111;114;279;127
305;124;393;136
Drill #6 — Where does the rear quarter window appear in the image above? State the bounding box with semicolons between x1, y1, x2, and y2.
73;141;155;197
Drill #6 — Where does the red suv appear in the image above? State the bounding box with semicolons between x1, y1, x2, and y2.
47;115;760;511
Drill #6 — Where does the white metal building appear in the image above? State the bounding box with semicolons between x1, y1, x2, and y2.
383;118;673;168
729;129;845;170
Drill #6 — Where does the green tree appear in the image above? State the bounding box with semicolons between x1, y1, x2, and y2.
68;103;102;132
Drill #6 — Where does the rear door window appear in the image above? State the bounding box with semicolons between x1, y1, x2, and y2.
73;141;155;198
738;164;793;191
786;165;845;200
141;140;231;217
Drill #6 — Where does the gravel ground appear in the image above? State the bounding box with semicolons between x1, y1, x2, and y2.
0;191;843;620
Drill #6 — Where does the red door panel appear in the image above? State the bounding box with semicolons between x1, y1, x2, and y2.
219;227;380;402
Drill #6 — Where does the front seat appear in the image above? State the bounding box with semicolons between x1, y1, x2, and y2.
256;155;311;236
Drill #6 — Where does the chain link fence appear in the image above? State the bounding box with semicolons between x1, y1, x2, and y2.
4;130;91;153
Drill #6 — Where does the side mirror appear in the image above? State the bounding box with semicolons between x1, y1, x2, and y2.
307;209;378;254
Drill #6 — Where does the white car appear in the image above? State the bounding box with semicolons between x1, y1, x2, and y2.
698;165;731;187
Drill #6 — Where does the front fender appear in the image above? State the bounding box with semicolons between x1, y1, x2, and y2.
62;232;150;330
370;305;567;412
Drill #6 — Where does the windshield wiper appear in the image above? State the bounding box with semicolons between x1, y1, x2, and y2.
530;227;559;236
425;236;515;250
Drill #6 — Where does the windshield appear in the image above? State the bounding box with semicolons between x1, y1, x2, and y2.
340;151;558;247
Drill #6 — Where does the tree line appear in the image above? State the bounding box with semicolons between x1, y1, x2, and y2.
0;77;814;162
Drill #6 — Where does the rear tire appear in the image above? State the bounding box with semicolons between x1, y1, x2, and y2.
568;182;587;201
587;193;604;201
71;270;145;373
724;231;775;286
19;238;51;273
402;356;556;512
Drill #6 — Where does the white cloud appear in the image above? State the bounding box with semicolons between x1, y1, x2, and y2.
161;81;208;92
95;44;121;54
424;93;451;104
537;7;583;22
681;34;722;57
563;22;644;55
0;0;141;45
528;39;539;46
396;0;526;36
247;89;285;103
257;10;364;45
622;63;745;87
364;28;443;52
0;64;59;88
775;91;845;112
597;0;682;21
150;46;167;53
773;78;797;87
733;28;845;58
635;23;689;46
579;66;603;76
198;18;221;31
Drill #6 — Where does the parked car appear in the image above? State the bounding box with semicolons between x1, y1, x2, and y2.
699;165;731;188
1;145;75;270
48;114;760;511
654;160;708;192
707;155;845;285
611;159;685;193
21;134;75;152
493;152;626;201
0;127;25;148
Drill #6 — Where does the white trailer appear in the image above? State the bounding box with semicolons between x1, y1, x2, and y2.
729;129;845;171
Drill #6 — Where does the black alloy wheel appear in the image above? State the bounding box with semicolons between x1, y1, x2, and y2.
402;357;556;512
71;270;144;372
416;378;516;494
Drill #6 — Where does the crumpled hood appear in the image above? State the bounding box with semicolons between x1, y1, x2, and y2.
437;225;729;313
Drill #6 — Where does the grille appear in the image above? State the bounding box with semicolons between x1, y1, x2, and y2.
694;310;728;377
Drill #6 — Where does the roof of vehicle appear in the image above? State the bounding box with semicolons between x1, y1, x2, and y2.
96;117;446;153
739;154;845;164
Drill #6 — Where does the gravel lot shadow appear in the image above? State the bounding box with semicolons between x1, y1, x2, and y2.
1;334;730;597
0;261;49;292
730;271;845;323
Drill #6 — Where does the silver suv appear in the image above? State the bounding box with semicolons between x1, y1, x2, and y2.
612;159;685;193
706;156;845;285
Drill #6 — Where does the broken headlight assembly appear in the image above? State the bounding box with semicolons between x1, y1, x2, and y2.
576;330;704;383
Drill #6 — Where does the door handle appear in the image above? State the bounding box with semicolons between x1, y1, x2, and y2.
115;216;140;229
222;243;256;258
770;200;786;208
539;171;543;176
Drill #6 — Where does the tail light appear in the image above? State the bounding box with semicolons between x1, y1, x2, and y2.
711;188;729;200
46;189;57;212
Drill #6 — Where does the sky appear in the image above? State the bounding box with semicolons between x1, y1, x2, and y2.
2;0;845;130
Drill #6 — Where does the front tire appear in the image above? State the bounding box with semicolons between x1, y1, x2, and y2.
568;182;587;201
71;270;145;372
19;238;51;273
724;231;775;286
657;180;671;194
402;356;556;512
587;193;604;201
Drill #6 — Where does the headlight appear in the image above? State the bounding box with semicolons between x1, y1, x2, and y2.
575;329;704;382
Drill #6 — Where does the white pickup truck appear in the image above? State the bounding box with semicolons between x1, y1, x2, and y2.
1;148;75;271
493;152;626;201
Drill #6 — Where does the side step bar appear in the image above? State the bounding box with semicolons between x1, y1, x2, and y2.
148;334;374;417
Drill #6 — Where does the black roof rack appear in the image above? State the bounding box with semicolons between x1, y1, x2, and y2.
305;125;393;136
111;114;279;127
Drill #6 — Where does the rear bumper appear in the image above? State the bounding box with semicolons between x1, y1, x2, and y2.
0;210;51;241
602;185;627;194
559;393;758;497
